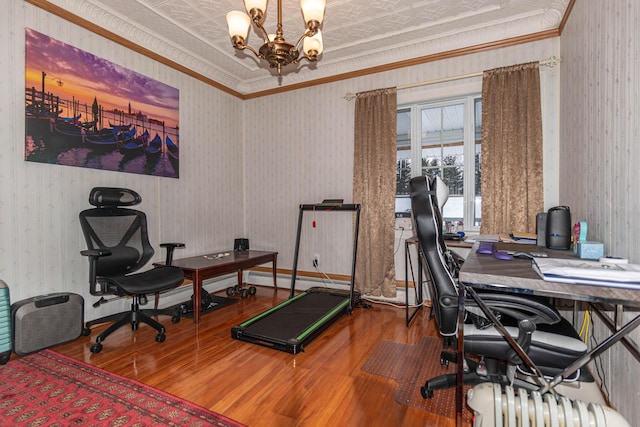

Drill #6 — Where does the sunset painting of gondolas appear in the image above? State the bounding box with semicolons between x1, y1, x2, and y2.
25;28;180;178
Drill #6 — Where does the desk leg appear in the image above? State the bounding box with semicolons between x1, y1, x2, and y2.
405;240;422;327
192;271;202;324
405;241;409;324
272;254;278;291
456;280;465;426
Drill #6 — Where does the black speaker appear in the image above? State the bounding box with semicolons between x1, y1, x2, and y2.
536;212;547;247
234;238;249;251
546;206;571;250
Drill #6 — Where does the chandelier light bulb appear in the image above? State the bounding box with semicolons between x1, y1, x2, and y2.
227;11;251;39
301;0;326;25
303;30;323;56
244;0;268;16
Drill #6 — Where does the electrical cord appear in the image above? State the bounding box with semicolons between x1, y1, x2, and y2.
312;264;343;288
361;296;432;309
588;309;610;402
312;263;432;310
579;306;591;343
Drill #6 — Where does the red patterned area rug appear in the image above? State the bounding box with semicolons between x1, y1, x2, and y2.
0;349;245;427
361;336;472;423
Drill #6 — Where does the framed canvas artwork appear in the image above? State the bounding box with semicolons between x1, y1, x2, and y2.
25;28;180;178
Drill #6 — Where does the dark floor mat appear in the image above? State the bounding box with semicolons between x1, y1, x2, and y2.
171;294;237;318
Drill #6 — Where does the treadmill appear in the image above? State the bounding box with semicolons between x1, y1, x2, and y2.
231;202;361;354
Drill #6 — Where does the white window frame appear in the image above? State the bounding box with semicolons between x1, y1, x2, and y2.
398;93;481;231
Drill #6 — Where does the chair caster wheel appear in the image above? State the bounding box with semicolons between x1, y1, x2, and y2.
82;327;92;336
226;287;234;296
156;333;166;342
440;357;449;366
241;289;249;298
248;286;257;295
90;343;103;353
172;315;181;323
421;386;434;399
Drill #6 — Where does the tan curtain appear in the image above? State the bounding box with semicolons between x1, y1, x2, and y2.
480;62;543;234
353;88;397;297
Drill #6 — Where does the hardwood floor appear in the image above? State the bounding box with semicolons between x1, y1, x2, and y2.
54;286;461;427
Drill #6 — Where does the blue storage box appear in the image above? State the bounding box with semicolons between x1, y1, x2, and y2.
577;241;604;259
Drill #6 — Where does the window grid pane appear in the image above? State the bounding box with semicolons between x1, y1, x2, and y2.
395;96;481;228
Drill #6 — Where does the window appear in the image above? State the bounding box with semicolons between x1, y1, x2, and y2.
396;95;482;229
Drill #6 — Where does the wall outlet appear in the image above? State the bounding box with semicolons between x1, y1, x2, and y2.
396;217;413;230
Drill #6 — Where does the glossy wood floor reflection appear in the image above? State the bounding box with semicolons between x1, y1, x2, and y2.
54;287;461;427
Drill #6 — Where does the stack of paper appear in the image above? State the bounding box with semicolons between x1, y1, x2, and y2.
510;232;537;244
532;258;640;289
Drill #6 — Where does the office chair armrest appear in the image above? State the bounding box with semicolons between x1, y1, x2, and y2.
507;319;537;365
160;243;185;266
467;292;562;325
81;249;112;258
80;249;112;295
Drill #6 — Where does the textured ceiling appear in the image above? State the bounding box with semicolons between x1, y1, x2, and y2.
44;0;570;95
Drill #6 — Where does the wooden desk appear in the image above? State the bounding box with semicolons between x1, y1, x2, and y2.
455;242;640;426
460;242;640;306
157;250;278;323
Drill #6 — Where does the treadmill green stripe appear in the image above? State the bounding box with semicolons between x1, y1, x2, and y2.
296;298;350;341
239;291;310;327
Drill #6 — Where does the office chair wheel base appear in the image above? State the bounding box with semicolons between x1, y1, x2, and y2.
82;327;91;336
90;342;103;353
421;386;434;399
156;333;166;343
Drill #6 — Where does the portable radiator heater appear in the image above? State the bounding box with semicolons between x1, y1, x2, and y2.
467;383;630;427
0;280;11;364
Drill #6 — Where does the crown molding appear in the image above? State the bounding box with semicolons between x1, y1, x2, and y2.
26;0;572;100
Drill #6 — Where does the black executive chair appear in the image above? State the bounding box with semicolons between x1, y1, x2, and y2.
409;176;592;398
79;187;185;353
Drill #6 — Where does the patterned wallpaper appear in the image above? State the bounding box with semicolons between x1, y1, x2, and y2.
560;0;640;421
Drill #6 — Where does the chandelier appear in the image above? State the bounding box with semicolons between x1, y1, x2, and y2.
226;0;326;75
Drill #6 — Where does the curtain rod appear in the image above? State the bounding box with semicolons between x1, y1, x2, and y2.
343;56;561;100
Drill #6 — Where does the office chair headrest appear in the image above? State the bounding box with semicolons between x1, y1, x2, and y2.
88;187;142;207
433;176;449;211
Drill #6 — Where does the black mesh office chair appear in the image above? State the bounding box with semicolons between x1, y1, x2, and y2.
79;187;185;353
409;176;593;398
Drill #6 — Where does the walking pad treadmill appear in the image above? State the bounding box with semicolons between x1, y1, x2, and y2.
231;202;361;354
